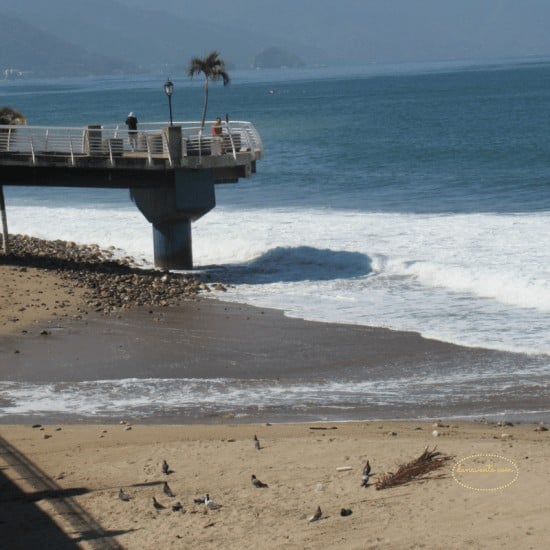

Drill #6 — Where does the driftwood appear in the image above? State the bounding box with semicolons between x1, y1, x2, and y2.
375;447;453;490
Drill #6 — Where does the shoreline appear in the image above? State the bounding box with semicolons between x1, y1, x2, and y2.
2;256;549;424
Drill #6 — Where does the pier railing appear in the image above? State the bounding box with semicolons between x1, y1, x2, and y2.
0;120;263;167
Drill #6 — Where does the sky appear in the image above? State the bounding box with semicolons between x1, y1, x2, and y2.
4;0;550;69
119;0;550;65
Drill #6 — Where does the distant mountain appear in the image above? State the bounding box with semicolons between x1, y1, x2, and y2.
1;0;327;73
254;47;305;69
0;13;135;77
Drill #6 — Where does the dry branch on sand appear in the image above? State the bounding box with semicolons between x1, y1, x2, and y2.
375;447;453;490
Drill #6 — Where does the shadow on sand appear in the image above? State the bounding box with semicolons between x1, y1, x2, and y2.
0;435;132;549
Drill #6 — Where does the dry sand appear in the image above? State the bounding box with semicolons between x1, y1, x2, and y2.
0;421;548;549
1;263;549;548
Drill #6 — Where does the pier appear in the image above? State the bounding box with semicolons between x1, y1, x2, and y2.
0;120;263;269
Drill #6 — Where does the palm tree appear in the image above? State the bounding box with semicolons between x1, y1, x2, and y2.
0;106;26;125
187;51;230;129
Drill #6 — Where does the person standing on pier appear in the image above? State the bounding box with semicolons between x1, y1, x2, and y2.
125;112;138;150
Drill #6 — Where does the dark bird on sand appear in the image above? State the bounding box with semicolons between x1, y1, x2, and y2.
118;488;130;501
308;506;322;522
251;474;268;488
162;459;172;475
361;460;372;487
194;496;206;505
340;508;353;517
253;434;261;450
163;481;175;497
153;496;165;510
172;501;184;512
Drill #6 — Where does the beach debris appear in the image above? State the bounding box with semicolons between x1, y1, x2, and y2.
497;421;514;427
119;420;127;425
205;494;222;510
308;506;322;522
118;488;131;502
361;460;371;487
152;496;165;510
39;329;50;336
432;421;449;428
43;434;52;439
251;474;268;488
315;483;324;492
432;430;439;437
162;459;173;475
172;501;184;512
534;425;548;432
340;508;353;517
387;431;397;436
124;425;132;431
375;447;453;490
31;424;42;429
163;481;175;497
309;426;337;430
253;434;261;450
501;433;513;439
336;466;353;472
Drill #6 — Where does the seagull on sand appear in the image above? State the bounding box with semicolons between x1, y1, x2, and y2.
153;496;166;510
162;459;172;475
163;481;175;498
361;460;372;487
118;488;130;501
253;434;261;450
205;494;223;510
251;474;268;488
308;506;322;522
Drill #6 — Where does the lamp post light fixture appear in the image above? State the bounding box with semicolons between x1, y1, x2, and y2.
164;79;174;126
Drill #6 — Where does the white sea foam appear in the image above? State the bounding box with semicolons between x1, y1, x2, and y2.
7;205;550;355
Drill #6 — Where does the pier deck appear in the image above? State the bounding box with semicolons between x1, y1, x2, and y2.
0;120;263;268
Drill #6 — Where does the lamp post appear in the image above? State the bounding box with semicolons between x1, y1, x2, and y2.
164;79;174;127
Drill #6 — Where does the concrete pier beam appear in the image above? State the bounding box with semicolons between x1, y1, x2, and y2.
131;169;216;270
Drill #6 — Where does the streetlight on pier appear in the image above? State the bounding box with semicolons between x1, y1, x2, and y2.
164;79;174;126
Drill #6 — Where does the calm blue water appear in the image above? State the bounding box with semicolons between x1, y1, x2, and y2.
1;59;549;421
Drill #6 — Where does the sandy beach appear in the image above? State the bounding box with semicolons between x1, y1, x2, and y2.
1;247;549;548
1;421;548;549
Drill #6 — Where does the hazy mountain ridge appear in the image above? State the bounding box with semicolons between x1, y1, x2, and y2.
1;0;323;76
0;13;135;77
3;0;550;78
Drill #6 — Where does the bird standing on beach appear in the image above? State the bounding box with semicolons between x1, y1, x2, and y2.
118;488;130;501
153;496;166;510
162;459;172;475
163;481;175;497
308;506;322;522
172;501;184;512
193;496;206;505
361;460;372;487
205;494;222;510
251;474;268;488
253;434;261;450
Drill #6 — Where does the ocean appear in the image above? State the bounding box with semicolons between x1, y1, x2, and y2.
1;58;549;422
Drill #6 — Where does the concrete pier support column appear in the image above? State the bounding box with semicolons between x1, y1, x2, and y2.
0;185;8;254
153;218;192;270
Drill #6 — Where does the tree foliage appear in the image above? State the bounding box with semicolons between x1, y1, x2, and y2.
187;51;230;129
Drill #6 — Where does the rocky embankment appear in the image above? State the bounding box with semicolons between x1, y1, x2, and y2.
1;234;226;315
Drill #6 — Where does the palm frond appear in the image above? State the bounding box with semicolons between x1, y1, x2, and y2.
375;447;453;490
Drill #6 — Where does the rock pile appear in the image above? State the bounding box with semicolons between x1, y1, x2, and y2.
1;234;225;314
